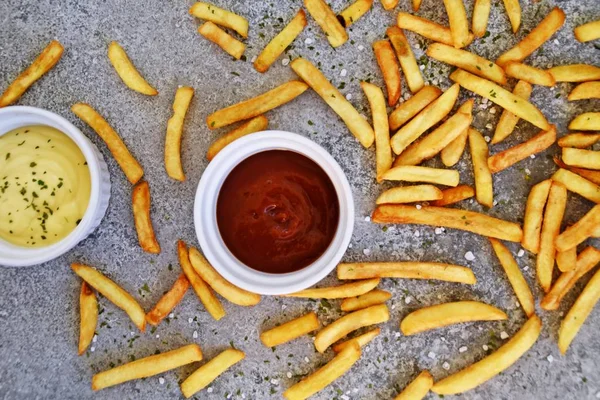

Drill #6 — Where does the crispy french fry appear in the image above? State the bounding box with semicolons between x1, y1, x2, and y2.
361;82;391;180
469;128;493;208
188;247;261;306
341;289;392;312
441;129;468;167
537;182;567;292
431;185;475;206
165;86;194;181
372;204;523;242
563;148;600;170
397;13;474;48
146;273;190;326
71;263;146;332
488;126;556;173
108;42;157;96
558;132;600;148
386;27;424;93
71;103;144;184
207;115;268;161
373;40;401;106
412;0;422;11
381;0;399;10
521;179;552;253
291;58;375;147
432;315;542;395
198;22;246;59
549;64;600;82
489;239;535;317
382;166;460;187
0;40;63;107
400;301;507;335
555;205;600;252
552;168;600;203
504;62;555;87
556;247;577;273
207;80;307;129
492;80;532;144
314;304;389;353
181;349;244;398
568;82;600;101
442;0;470;48
332;328;380;352
284;278;380;299
284;343;361;400
260;312;320;347
502;0;521;33
496;7;565;66
189;2;249;37
254;10;306;73
338;0;373;28
304;0;348;47
376;185;443;205
569;112;600;131
78;282;98;355
554;157;600;185
450;69;550;130
388;86;441;131
472;0;491;37
337;262;476;284
132;181;160;254
574;20;600;43
394;371;433;400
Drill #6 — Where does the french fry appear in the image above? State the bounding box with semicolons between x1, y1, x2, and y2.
412;0;422;11
469;128;493;208
390;83;460;154
554;157;600;185
291;58;375;147
0;40;64;107
180;349;244;398
381;166;460;187
504;62;555;87
552;168;600;203
502;0;521;33
397;13;474;48
556;247;577;273
521;179;552;253
165;86;194;181
260;312;320;347
284;343;361;400
558;132;600;148
189;2;249;38
132;181;160;254
386;27;424;93
388;86;441;131
489;239;535;317
440;128;468;167
574;20;600;43
496;7;565;66
71;103;144;184
373;40;401;106
472;0;491;38
93;344;203;391
341;289;392;312
337;262;476;284
304;0;348;48
442;0;470;48
450;69;550;130
314;304;389;353
254;10;306;73
555;205;600;252
178;241;225;320
332;328;380;352
71;263;146;332
107;42;157;96
569;112;600;131
284;278;380;299
492;80;532;144
381;0;399;10
376;185;443;205
207;80;307;129
432;315;542;395
188;247;261;306
568;82;600;101
400;301;507;335
426;43;506;85
361;82;392;181
78;282;98;355
431;185;475;206
198;22;246;59
537;182;567;292
563;148;600;170
207;115;268;161
549;64;600;82
146;273;190;326
394;371;433;400
488;126;556;173
338;0;373;28
372;205;523;242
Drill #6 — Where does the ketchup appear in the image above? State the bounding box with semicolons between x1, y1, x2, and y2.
216;150;339;274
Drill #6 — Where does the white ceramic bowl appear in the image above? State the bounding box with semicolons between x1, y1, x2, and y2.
0;106;111;267
194;131;354;295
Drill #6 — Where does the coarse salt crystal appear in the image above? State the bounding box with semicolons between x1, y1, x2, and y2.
130;331;135;336
416;204;422;210
554;39;559;45
358;45;365;51
156;334;160;338
227;394;232;399
517;249;525;257
435;227;443;235
500;331;509;339
442;362;450;370
523;266;529;271
193;330;198;339
525;168;531;175
484;136;491;143
340;69;347;77
414;230;420;237
188;318;193;324
271;379;279;385
490;107;496;114
428;351;436;359
305;38;314;45
282;58;290;66
92;335;97;343
465;251;475;261
346;93;352;100
432;80;438;86
90;346;95;352
159;377;165;385
482;98;489;104
363;249;371;256
391;303;396;310
596;391;600;398
348;244;353;248
395;332;401;338
405;296;412;304
169;313;174;319
493;199;498;206
547;355;554;363
353;388;359;393
530;154;536;159
365;216;371;222
419;65;425;71
251;55;257;63
207;387;213;393
304;357;310;363
282;304;287;310
287;372;292;378
459;346;468;353
486;123;493;130
483;344;489;351
341;396;350;400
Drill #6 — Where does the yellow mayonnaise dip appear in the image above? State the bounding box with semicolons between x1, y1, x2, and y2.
0;125;91;247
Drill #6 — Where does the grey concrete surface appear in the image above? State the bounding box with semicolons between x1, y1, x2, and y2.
1;0;599;399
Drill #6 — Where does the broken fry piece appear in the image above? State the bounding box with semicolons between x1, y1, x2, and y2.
341;289;392;312
337;262;476;284
388;86;441;131
207;115;268;161
165;86;194;181
376;185;443;205
386;26;424;93
260;312;320;347
108;42;157;96
381;0;399;10
394;371;433;400
338;0;373;28
146;273;190;326
558;132;600;149
574;20;600;43
304;0;348;48
502;0;521;33
198;22;246;59
426;43;506;84
431;185;475;206
521;179;552;254
361;82;391;180
284;278;380;299
373;40;401;106
472;0;491;38
132;181;160;254
488;126;556;173
568;82;600;101
181;349;244;398
569;113;600;131
254;10;306;73
492;80;532;144
78;282;98;355
469;128;493;208
189;2;248;37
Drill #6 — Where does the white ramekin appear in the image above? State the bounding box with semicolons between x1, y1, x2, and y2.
194;130;354;295
0;106;111;267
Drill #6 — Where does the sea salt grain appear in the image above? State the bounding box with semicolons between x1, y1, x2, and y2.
483;345;489;351
305;38;314;45
459;346;468;353
465;251;475;261
90;346;95;352
304;357;310;363
358;45;365;51
365;216;371;222
346;93;352;100
414;230;420;237
341;395;350;400
340;69;347;77
500;331;509;339
416;204;422;210
193;330;198;339
486;123;493;130
428;351;436;359
92;335;97;343
490;107;496;114
169;313;174;319
405;296;412;304
282;58;290;66
207;387;213;393
419;64;425;70
188;318;193;324
517;249;525;257
286;372;292;378
547;355;554;363
530;154;536;159
435;227;443;235
159;377;165;385
271;379;279;385
484;136;491;143
363;249;371;256
442;362;450;370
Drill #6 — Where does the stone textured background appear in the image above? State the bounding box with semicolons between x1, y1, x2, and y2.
0;0;599;399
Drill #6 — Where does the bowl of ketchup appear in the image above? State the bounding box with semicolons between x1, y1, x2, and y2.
194;130;354;295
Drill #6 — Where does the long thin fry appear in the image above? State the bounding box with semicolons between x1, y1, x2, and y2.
78;282;98;355
304;0;348;47
492;80;532;144
132;181;160;254
337;262;476;284
502;0;521;33
283;278;380;299
488;126;556;173
146;273;190;326
537;182;567;292
397;13;474;48
469;127;493;208
165;86;194;181
381;166;460;187
521;179;552;254
431;185;475;206
181;349;244;398
388;86;441;131
442;0;470;48
568;82;600;101
373;40;401;106
207;115;268;161
376;185;443;205
386;27;424;93
341;289;392;312
552;168;600;203
332;328;380;352
426;43;506;84
338;0;373;28
361;82;391;181
549;64;600;82
108;42;157;96
472;0;491;38
189;2;249;37
254;10;306;73
569;112;600;131
260;312;320;347
394;371;433;400
555;205;600;252
198;22;246;59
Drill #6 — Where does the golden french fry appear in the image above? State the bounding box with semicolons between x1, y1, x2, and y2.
304;0;348;47
338;0;373;28
386;27;424;93
78;282;98;355
373;40;401;106
450;69;550;130
207;80;307;129
489;239;535;317
568;82;600;101
337;262;476;284
472;0;491;37
558;132;600;148
549;64;600;82
146;273;190;326
569;112;600;131
537;182;567;292
394;371;433;400
188;246;261;306
132;181;160;254
552;168;600;203
71;263;146;332
314;305;389;353
504;62;555;87
563;148;600;170
574;20;600;43
0;40;64;107
207;115;268;161
198;22;246;59
341;289;392;312
521;179;552;253
361;82;392;181
427;43;506;85
71;103;144;184
400;301;507;335
332;328;380;352
388;86;441;131
556;247;577;273
291;58;375;147
431;185;475;206
432;315;542;395
108;42;157;96
284;278;380;299
165;86;194;181
496;7;565;66
260;312;320;347
381;166;460;187
555;205;600;252
254;10;306;73
381;0;399;10
397;12;474;48
284;343;361;400
502;0;521;33
441;129;468;167
442;0;470;48
469;128;493;208
376;185;443;205
181;349;244;398
554;157;600;185
372;204;523;242
412;0;422;11
488;126;556;173
189;2;249;37
492;80;532;144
